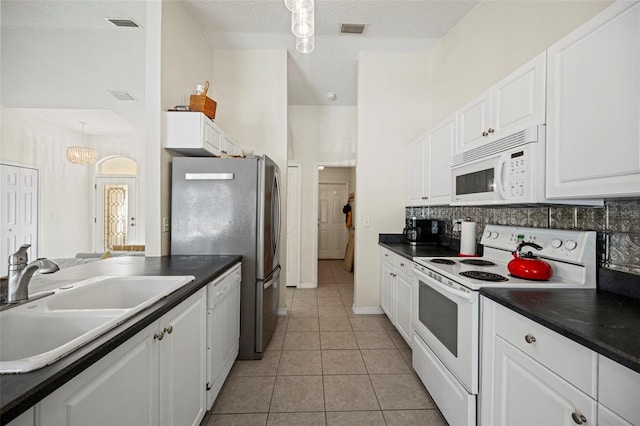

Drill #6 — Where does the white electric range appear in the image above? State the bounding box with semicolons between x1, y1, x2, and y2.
410;225;597;426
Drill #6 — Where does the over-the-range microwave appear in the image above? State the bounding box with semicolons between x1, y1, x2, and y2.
451;125;601;206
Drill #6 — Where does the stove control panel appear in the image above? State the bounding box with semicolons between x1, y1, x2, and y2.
480;225;596;263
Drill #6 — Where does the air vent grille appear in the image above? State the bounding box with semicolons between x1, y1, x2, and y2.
340;23;367;35
452;126;543;165
109;91;136;101
106;18;140;28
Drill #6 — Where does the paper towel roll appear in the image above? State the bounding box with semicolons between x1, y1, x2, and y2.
459;221;477;256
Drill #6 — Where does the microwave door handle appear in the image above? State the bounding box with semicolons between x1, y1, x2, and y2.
495;153;508;200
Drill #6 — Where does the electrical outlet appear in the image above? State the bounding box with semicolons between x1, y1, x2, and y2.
163;217;170;233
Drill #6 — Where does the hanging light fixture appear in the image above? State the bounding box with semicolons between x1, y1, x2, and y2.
66;121;98;165
284;0;313;14
285;0;315;53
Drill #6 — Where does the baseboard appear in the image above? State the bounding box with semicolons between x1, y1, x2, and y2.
351;305;384;315
277;308;288;316
298;282;316;289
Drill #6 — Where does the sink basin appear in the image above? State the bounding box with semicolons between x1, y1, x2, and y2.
0;275;194;373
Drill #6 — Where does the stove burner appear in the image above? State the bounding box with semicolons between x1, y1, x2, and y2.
430;259;456;265
460;271;508;282
459;259;496;267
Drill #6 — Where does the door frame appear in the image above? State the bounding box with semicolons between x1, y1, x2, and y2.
286;162;302;288
312;160;355;287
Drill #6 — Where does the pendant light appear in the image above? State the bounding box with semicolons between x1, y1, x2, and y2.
284;0;313;14
66;121;98;165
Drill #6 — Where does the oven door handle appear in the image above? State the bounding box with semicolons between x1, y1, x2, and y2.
419;278;472;301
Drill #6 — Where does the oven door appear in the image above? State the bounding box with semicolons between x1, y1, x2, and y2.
412;264;479;394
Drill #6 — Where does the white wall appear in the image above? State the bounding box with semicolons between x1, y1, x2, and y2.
1;109;144;258
356;52;431;311
431;0;611;123
289;105;357;286
211;49;288;307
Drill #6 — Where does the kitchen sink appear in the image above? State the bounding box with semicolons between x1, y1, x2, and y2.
0;275;194;374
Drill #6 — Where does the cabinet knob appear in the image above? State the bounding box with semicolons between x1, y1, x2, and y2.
154;332;164;341
164;325;174;334
487;128;495;134
400;262;405;267
524;334;536;344
482;131;488;137
571;412;587;424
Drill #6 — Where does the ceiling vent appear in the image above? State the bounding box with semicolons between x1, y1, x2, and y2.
105;18;141;28
109;91;136;102
340;23;367;35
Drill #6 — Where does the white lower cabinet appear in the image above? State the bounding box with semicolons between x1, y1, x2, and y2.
480;298;597;426
598;354;640;425
379;248;412;345
38;288;207;426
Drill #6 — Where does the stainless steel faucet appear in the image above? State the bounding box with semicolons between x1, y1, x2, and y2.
7;244;59;303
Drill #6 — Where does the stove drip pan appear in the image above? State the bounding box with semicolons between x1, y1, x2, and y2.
430;259;456;265
459;259;496;267
460;271;508;282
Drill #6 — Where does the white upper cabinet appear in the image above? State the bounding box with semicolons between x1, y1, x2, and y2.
406;115;454;206
455;52;546;155
166;112;242;157
546;1;640;199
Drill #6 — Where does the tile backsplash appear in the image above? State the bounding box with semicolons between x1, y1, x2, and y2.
406;198;640;276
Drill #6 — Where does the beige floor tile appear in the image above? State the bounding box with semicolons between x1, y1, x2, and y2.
266;412;326;426
316;287;340;298
318;304;347;318
386;328;411;349
289;306;319;317
319;317;352;332
278;350;322;375
382;409;447;426
291;298;318;308
398;348;413;371
321;350;367;375
325;411;386;426
369;374;435;410
207;413;268;426
323;375;380;411
317;296;344;307
274;317;288;332
354;331;396;349
320;331;358;350
231;350;281;377
287;317;320;332
212;376;276;414
270;375;325;412
349;316;384;331
361;349;411;374
283;331;320;350
378;315;395;331
266;332;284;351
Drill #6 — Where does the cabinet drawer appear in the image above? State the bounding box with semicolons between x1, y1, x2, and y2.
493;303;597;397
380;247;394;264
598;355;640;425
393;255;412;276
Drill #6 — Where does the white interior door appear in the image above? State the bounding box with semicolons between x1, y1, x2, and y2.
318;183;348;260
286;165;301;287
1;164;38;276
95;176;138;252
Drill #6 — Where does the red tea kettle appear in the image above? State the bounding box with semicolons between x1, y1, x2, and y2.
508;242;553;281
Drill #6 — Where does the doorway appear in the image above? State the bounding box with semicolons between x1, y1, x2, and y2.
318;183;348;259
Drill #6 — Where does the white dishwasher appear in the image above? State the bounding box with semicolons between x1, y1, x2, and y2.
206;262;242;410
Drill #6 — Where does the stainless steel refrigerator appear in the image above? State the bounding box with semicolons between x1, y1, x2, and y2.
171;155;281;360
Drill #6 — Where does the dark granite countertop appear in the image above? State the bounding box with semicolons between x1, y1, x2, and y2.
379;234;460;259
0;255;241;425
480;288;640;374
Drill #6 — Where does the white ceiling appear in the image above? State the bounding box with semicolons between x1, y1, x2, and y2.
1;0;479;133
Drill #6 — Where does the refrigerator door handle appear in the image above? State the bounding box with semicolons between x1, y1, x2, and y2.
272;172;282;262
185;173;234;180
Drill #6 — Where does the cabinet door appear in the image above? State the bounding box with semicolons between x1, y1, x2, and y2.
455;90;491;154
426;116;454;205
598;404;634;426
159;289;207;426
380;259;395;320
39;322;159;426
487;336;597;426
394;271;412;345
203;120;223;156
546;1;640;198
407;135;427;205
492;52;545;137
